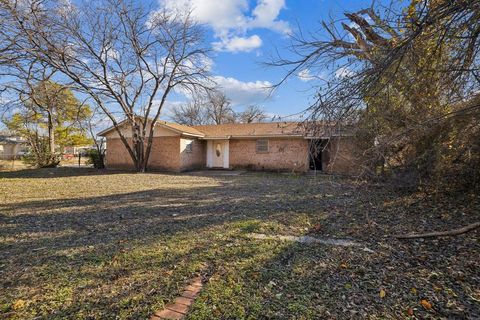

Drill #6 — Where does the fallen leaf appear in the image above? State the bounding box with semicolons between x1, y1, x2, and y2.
407;308;414;316
12;299;25;310
420;299;432;310
379;289;386;298
340;263;348;269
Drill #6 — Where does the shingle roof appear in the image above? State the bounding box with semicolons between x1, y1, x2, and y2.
98;119;205;137
192;122;304;138
98;119;341;138
156;121;205;137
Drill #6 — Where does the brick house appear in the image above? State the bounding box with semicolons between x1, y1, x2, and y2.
98;121;358;173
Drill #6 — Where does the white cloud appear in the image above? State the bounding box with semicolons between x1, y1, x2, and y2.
335;67;354;79
297;69;314;82
250;0;290;34
158;0;290;52
212;75;272;105
213;35;262;53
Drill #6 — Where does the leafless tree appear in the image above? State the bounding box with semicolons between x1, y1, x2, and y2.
204;90;235;124
237;105;267;123
170;96;208;126
1;0;211;172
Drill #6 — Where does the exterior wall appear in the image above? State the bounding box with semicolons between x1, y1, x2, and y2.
229;138;309;172
103;123;177;139
324;137;360;174
0;144;20;160
180;138;205;171
105;136;181;171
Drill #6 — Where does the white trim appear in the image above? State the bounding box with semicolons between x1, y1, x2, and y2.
206;141;213;167
223;140;229;169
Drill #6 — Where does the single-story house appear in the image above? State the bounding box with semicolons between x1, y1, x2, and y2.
98;121;358;174
0;134;27;160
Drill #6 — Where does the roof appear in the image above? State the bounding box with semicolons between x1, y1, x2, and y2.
0;137;22;144
98;119;342;139
192;122;305;139
156;121;205;137
98;119;204;137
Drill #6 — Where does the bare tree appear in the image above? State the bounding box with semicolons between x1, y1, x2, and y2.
204;90;235;124
1;0;211;172
170;97;208;126
238;105;267;123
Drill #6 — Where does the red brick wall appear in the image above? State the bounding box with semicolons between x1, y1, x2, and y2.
229;138;309;172
324;137;360;174
105;137;181;171
180;138;206;171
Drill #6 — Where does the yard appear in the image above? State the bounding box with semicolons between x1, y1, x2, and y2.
0;168;479;319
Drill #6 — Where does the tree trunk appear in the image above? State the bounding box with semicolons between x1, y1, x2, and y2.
131;122;146;172
47;112;55;154
47;111;56;166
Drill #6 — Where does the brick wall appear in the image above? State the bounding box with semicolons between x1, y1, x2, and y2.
105;137;181;171
324;137;360;174
229;138;309;172
180;138;205;171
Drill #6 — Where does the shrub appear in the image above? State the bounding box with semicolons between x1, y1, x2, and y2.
85;149;105;169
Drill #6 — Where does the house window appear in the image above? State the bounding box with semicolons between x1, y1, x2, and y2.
256;139;269;153
185;141;193;153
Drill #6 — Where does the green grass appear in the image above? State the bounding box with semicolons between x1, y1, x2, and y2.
0;168;478;319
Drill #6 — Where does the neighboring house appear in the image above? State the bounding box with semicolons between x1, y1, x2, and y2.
98;121;358;173
0;134;27;160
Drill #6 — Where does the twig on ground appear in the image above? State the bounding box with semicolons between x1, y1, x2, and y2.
396;222;480;239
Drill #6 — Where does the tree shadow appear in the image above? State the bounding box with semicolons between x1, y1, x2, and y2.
0;172;347;318
0;167;124;179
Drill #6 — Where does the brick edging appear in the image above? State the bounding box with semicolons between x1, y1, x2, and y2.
150;276;203;320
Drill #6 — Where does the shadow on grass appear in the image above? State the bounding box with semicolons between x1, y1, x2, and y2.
2;169;477;319
0;167;124;179
0;171;344;318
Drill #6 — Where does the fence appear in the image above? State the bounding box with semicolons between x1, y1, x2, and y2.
0;154;27;170
0;153;92;170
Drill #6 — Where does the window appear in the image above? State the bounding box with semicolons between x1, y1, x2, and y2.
256;139;268;153
185;141;193;153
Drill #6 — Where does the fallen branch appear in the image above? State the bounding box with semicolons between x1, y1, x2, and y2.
247;233;375;253
396;222;480;239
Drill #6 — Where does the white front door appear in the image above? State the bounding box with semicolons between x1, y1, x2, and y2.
213;142;224;167
207;140;229;168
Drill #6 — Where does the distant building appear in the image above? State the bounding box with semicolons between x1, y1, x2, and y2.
0;132;27;160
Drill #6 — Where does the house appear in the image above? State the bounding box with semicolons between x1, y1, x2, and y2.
0;133;27;160
98;121;358;173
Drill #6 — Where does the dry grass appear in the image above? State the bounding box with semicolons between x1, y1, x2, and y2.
0;168;478;319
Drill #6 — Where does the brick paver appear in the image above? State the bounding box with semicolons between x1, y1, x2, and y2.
150;276;204;320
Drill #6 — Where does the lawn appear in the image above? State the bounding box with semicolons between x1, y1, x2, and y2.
0;168;479;319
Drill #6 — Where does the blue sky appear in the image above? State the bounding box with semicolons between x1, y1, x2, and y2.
160;0;373;121
0;0;376;129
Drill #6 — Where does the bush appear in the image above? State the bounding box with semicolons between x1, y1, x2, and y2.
86;149;105;169
22;149;61;168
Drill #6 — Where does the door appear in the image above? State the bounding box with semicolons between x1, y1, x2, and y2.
309;139;327;170
213;142;224;167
